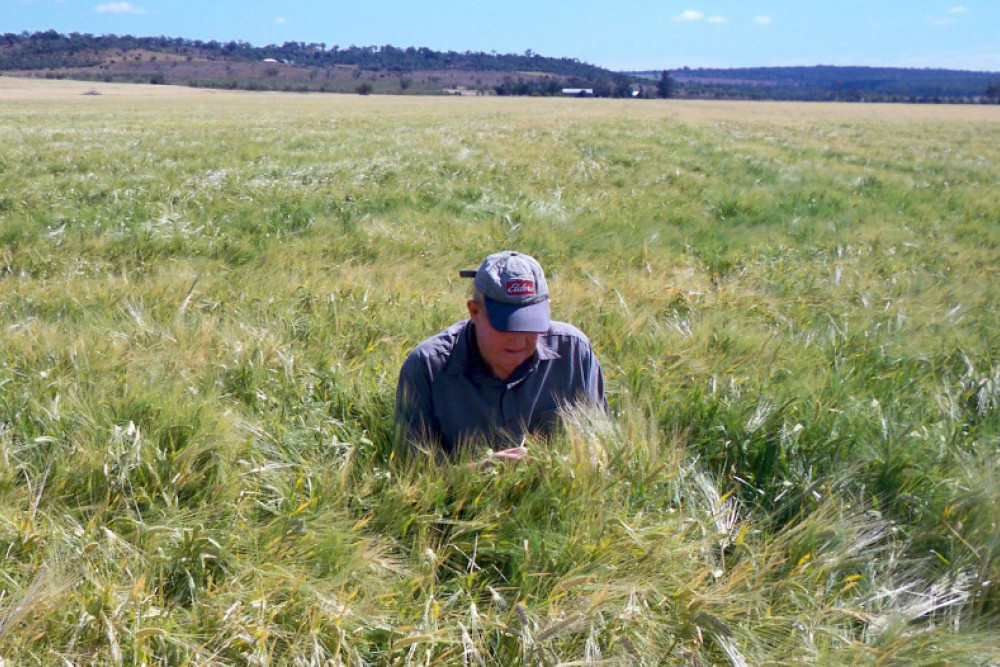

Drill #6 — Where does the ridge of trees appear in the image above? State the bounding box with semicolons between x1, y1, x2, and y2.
635;65;1000;103
2;31;997;102
0;30;611;79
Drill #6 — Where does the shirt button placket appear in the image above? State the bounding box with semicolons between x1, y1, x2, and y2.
502;383;521;432
497;385;508;425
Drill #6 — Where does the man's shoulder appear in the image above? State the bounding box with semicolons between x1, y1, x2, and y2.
538;321;598;363
406;320;468;362
544;320;593;346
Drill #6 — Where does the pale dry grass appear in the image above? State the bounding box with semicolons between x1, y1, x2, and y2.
4;75;1000;124
0;76;221;100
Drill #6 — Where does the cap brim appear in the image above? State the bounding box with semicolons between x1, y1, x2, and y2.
484;297;550;333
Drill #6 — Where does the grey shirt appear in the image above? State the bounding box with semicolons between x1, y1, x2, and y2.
395;319;606;455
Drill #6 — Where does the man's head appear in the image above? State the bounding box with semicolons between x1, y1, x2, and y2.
459;251;550;333
461;251;550;381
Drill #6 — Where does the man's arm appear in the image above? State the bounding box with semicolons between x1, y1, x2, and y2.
394;352;441;456
569;330;607;413
584;344;608;413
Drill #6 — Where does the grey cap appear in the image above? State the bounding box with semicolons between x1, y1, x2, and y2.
460;251;551;332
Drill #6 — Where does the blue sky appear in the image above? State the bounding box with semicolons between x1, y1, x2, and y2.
7;1;1000;72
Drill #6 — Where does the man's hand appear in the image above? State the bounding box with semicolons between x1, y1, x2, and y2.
472;443;530;469
489;444;529;462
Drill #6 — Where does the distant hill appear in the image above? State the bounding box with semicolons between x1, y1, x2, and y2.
0;30;631;96
3;31;998;102
634;66;1000;103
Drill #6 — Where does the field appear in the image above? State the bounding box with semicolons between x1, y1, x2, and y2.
2;77;1000;664
4;59;514;96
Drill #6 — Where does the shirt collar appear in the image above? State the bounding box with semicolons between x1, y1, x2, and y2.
536;335;560;361
444;320;561;378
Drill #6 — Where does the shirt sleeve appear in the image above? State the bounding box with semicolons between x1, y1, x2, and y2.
582;342;609;413
394;351;441;454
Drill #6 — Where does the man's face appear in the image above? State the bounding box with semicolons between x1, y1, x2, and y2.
467;299;540;381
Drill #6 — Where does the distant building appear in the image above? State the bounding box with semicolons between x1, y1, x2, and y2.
561;88;594;97
442;87;483;96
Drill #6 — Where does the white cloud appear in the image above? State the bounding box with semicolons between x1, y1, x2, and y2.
673;10;704;22
707;16;727;24
275;16;287;25
95;2;146;14
931;6;968;24
754;15;772;25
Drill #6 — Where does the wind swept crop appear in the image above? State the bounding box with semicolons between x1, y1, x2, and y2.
1;79;999;664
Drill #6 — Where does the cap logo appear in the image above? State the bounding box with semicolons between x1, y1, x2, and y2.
505;279;535;297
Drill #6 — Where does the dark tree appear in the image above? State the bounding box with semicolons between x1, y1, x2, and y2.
610;74;632;97
656;70;675;98
987;80;1000;103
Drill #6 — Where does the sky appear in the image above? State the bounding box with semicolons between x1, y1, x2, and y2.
6;0;1000;72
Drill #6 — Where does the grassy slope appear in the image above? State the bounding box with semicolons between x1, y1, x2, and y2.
1;78;999;664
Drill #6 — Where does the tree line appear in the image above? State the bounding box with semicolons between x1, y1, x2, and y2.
0;30;612;80
3;31;996;102
643;65;1000;104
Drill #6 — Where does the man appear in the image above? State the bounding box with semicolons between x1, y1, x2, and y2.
395;250;606;459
